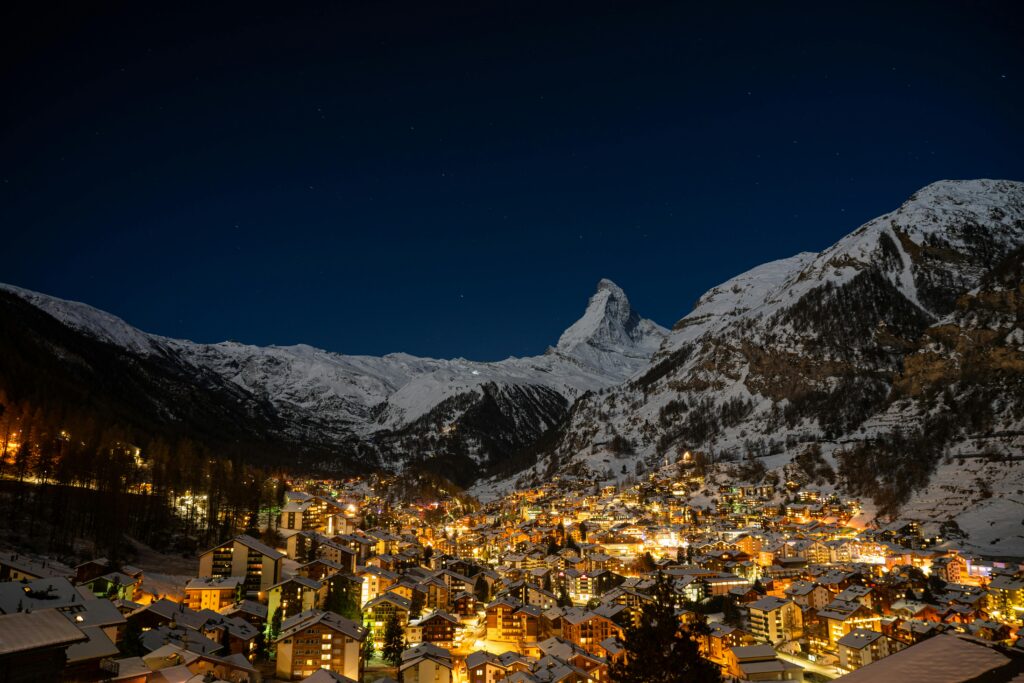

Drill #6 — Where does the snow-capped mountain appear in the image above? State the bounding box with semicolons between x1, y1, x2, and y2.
0;277;666;476
4;177;1023;544
486;179;1024;553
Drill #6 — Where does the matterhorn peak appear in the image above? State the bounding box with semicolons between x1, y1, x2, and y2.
595;278;625;294
555;280;667;371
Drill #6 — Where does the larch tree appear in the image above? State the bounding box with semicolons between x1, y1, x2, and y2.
610;572;721;683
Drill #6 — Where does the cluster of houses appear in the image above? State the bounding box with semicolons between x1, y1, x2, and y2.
3;470;1024;682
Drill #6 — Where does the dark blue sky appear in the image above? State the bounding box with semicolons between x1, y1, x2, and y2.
2;2;1022;360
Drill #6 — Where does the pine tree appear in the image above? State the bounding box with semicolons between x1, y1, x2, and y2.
474;574;490;603
409;590;425;619
381;612;405;666
610;573;721;683
267;607;283;644
120;619;145;657
362;630;376;663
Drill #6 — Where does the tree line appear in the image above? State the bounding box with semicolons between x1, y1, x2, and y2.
0;392;287;562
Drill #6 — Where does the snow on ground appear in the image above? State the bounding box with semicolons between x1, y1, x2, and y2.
142;572;189;601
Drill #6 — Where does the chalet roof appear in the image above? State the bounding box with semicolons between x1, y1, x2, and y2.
741;659;801;675
784;581;818;596
0;608;87;655
730;644;777;661
66;624;119;664
411;609;460;626
276;609;366;642
835;634;1009;683
0;554;72;581
0;577;123;628
200;614;259;641
592;602;626;620
748;596;791;612
402;642;451;662
185;576;242;591
516;604;544;618
466;650;502;669
298;558;345;572
140;625;222;655
486;595;522;610
140;598;209;630
357;565;398;580
218;599;267;620
301;670;358;683
233;534;286;560
988;574;1024;591
364;592;412;611
269;575;322;591
560;608;609;626
837;628;884;649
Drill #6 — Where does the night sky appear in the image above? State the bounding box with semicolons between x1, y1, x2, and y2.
2;2;1022;360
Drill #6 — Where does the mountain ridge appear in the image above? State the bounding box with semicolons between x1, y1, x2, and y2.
2;178;1023;527
471;179;1024;557
0;277;667;477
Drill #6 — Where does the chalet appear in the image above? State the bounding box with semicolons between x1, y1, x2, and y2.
499;580;556;609
82;572;142;602
356;565;398;605
274;609;366;681
400;643;454;683
0;609;88;682
267;576;327;624
185;576;242;611
748;596;802;644
537;636;611;681
725;644;804;681
285;531;327;563
197;535;284;598
363;592;412;645
317;541;358;574
933;555;968;584
217;599;267;630
466;651;509;683
837;628;904;673
407;610;460;647
0;553;71;583
485;596;526;643
72;558;140;585
296;558;347;582
197;614;260;656
0;576;125;677
560;608;622;656
818;599;881;648
702;623;755;665
279;493;349;534
784;581;832;611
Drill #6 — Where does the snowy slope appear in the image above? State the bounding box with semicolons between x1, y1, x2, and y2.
659;253;817;356
0;279;667;441
477;180;1024;554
